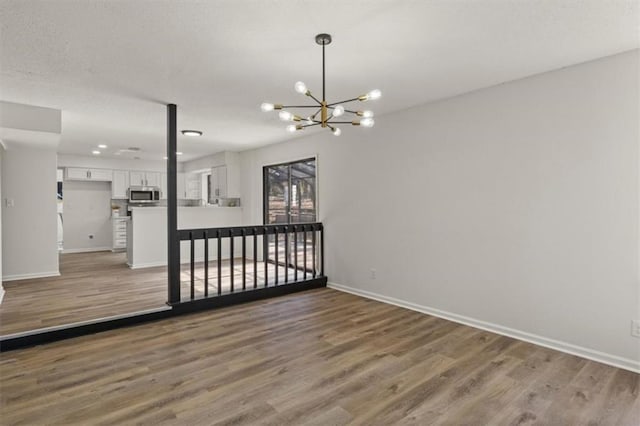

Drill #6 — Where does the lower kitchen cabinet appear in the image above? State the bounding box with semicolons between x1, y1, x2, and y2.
112;217;128;250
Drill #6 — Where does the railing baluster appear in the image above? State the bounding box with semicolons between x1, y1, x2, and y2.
217;229;222;295
263;227;268;287
230;231;234;293
253;228;257;289
303;226;307;281
284;226;289;283
190;231;195;300
294;225;298;282
312;228;316;278
204;230;209;298
242;229;246;291
274;226;279;285
320;226;324;276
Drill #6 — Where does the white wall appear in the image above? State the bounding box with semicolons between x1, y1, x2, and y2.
182;151;226;173
0;144;4;301
1;146;59;280
240;50;639;371
62;181;112;252
0;101;61;134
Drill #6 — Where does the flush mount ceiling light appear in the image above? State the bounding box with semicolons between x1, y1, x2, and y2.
261;33;381;136
181;130;202;137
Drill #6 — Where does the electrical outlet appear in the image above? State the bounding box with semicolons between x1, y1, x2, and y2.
4;198;14;207
632;320;640;338
370;269;376;280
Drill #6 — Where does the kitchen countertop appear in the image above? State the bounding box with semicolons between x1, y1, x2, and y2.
128;205;242;210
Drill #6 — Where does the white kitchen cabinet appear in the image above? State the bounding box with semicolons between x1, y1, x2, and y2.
112;218;128;251
111;170;130;199
65;167;113;182
159;172;186;199
145;172;160;187
129;171;145;186
129;171;160;187
209;166;228;201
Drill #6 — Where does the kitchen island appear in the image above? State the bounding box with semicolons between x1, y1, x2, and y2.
127;206;243;269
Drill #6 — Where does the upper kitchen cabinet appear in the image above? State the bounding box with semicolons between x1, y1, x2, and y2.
159;172;186;199
207;152;241;201
209;165;228;200
65;167;113;182
130;171;160;187
112;170;130;199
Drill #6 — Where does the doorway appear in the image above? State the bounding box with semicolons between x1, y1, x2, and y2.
263;158;317;271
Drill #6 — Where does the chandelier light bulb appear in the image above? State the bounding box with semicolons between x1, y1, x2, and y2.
261;102;274;112
361;110;374;118
333;105;345;117
286;124;297;133
332;127;342;136
279;111;293;121
360;118;375;127
367;89;382;100
294;81;308;94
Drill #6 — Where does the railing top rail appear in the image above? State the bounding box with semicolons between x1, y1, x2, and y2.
178;222;323;240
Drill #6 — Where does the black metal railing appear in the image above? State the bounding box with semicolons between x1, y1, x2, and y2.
173;222;324;303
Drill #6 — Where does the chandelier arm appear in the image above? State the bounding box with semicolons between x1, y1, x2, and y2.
326;121;355;124
310;108;322;119
281;105;322;108
344;109;360;114
327;97;361;106
307;93;323;105
301;122;322;128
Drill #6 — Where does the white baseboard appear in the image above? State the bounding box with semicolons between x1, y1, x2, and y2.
0;286;5;305
3;271;61;282
327;282;640;374
61;247;112;254
128;261;167;269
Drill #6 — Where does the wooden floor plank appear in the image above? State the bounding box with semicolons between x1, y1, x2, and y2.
1;288;638;425
0;251;300;335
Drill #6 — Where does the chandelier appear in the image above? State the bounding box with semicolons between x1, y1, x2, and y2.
260;33;381;136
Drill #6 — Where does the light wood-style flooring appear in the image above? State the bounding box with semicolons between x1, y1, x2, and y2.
1;288;638;425
0;252;297;336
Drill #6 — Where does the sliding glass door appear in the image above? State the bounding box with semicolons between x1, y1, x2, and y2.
264;158;316;271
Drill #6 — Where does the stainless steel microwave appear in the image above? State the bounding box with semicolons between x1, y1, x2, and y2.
127;186;161;203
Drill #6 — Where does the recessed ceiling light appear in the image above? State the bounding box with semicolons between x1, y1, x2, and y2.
181;130;202;137
163;156;168;160
176;152;183;156
98;144;107;149
92;150;101;155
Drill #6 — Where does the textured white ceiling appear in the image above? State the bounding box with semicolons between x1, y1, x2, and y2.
0;0;637;161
